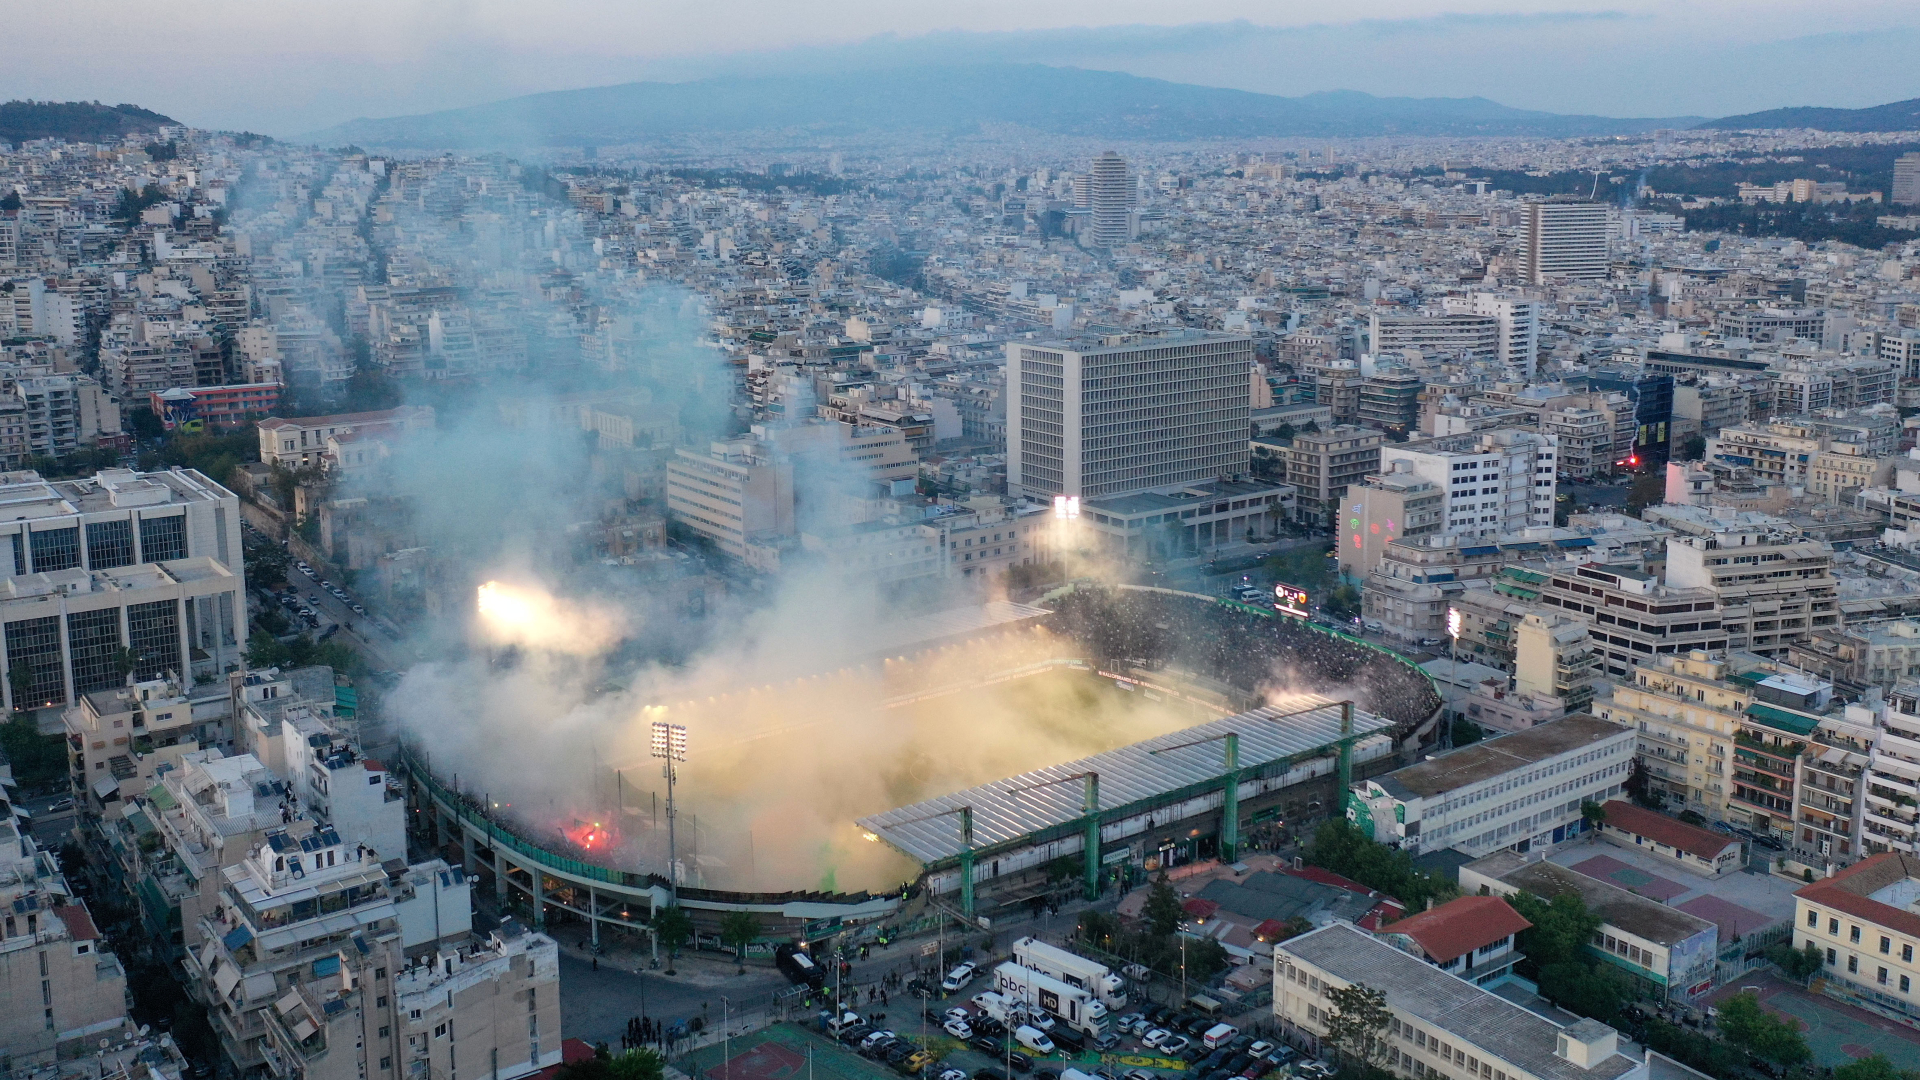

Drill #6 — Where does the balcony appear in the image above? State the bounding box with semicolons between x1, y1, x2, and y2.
1734;751;1796;778
1735;732;1804;760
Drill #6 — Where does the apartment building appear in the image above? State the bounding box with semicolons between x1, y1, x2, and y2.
1349;715;1632;858
1385;429;1556;539
390;924;563;1080
1283;425;1383;528
1006;330;1252;502
1530;563;1723;679
65;674;217;811
1463;852;1720;1002
1520;200;1609;283
665;440;796;568
1315;362;1364;425
1341;462;1445;578
1514;610;1603;717
1369;313;1501;364
142;749;287;956
1358;370;1423;434
1793;852;1920;1026
0;784;129;1066
1664;518;1838;657
1705;420;1889;500
1443;293;1542;376
1790;620;1920;692
1273;924;1644;1080
1864;685;1920;858
1592;651;1749;818
1767;356;1898;413
0;468;248;711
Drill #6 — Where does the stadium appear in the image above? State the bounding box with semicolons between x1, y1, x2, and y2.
399;584;1443;949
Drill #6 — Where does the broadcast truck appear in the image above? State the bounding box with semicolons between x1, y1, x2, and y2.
1010;937;1128;1009
992;962;1107;1039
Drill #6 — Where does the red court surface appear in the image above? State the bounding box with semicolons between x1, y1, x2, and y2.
707;1042;809;1080
1706;970;1920;1068
1675;894;1777;941
1569;854;1691;901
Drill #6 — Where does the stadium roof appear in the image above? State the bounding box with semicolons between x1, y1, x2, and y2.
858;694;1393;864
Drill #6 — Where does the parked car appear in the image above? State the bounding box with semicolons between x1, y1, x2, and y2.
944;1008;970;1024
1115;1013;1143;1034
944;1019;974;1039
943;963;978;991
1142;1029;1172;1049
937;1069;967;1080
971;1037;1003;1056
48;797;74;812
1247;1043;1277;1061
1092;1034;1122;1052
860;1030;895;1051
1005;1053;1034;1074
1418;637;1447;648
1159;1036;1192;1056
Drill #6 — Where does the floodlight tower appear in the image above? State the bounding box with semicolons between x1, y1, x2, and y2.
649;718;687;904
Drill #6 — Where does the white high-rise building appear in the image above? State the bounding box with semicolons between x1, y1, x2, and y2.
1007;330;1251;501
1087;152;1134;249
1893;152;1920;207
1444;292;1542;376
1382;429;1558;538
1520;200;1609;283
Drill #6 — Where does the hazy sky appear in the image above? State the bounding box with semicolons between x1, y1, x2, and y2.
5;1;1917;135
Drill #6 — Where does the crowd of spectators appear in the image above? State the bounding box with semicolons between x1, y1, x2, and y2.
1046;586;1442;729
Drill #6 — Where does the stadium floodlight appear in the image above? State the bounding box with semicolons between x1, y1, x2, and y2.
1052;495;1080;520
1447;607;1462;639
649;719;687;905
650;721;687;762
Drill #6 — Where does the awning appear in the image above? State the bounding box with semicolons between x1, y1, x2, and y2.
312;955;340;977
1555;538;1596;548
213;960;242;1000
223;925;255;951
92;775;119;799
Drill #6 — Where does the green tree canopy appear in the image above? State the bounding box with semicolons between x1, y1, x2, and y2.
653;905;694;960
1506;891;1602;970
718;910;760;972
1323;982;1392;1068
1144;874;1184;937
1832;1054;1914;1080
608;1049;665;1080
1715;992;1811;1067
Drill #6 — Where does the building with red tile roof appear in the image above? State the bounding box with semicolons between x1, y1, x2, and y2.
1378;895;1532;986
1792;852;1920;1023
1598;800;1744;877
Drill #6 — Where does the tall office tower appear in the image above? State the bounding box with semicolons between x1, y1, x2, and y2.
1520;200;1610;283
1895;152;1920;207
1071;174;1091;208
1007;330;1251;501
1088;151;1133;249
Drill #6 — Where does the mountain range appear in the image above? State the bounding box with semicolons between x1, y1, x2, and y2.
1696;96;1920;132
304;64;1699;148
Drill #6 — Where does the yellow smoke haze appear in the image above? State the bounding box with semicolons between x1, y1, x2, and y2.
475;580;625;655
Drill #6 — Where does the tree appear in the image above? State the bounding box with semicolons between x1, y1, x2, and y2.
0;712;66;787
718;910;760;974
1537;960;1629;1022
607;1049;665;1080
1507;891;1602;971
1715;992;1811;1068
1078;910;1119;948
652;906;694;973
1450;717;1485;746
1580;800;1607;829
1764;941;1824;982
1626;472;1665;516
1680;434;1707;461
1832;1055;1912;1080
1323;982;1392;1069
1144;874;1184;938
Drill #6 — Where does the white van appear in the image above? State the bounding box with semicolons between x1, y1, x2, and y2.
972;991;1014;1022
1203;1023;1239;1050
1014;1025;1056;1055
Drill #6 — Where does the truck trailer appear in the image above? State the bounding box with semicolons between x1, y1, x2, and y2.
992;962;1108;1038
1010;937;1128;1009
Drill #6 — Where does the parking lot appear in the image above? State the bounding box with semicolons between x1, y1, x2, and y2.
783;989;1311;1080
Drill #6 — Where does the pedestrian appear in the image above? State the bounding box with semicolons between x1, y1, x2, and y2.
592;956;598;971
